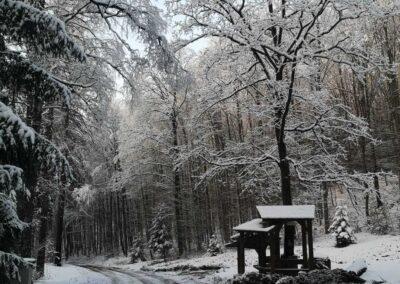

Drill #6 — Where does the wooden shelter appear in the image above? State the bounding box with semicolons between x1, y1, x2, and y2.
228;205;316;275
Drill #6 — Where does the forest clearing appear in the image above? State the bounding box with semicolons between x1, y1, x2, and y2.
2;0;400;283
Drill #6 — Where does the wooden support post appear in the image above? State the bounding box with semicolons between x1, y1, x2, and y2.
301;221;308;268
256;247;267;267
238;232;245;274
269;235;276;272
270;224;281;272
307;220;314;268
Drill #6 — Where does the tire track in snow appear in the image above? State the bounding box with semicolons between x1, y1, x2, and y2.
82;265;179;284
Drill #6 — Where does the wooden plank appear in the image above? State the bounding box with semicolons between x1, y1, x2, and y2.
280;258;304;266
255;266;310;276
225;241;238;248
233;218;276;233
255;266;310;272
226;233;269;250
230;233;240;239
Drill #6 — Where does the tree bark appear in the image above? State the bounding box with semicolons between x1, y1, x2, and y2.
36;187;50;278
54;187;66;266
275;114;294;257
20;95;43;258
53;107;71;265
323;182;330;234
172;109;185;256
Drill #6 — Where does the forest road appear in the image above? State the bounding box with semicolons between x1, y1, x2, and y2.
82;265;183;284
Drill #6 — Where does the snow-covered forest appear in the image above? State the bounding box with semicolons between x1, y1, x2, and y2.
2;0;400;283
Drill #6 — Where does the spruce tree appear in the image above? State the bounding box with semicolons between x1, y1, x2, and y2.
207;234;222;256
129;237;146;263
0;0;84;280
148;204;172;261
368;206;391;235
329;206;357;247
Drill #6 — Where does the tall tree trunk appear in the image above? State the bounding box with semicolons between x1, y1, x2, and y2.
275;120;294;257
20;95;43;257
172;110;185;256
21;96;44;277
322;182;330;234
122;191;129;256
54;107;70;266
360;136;370;217
54;187;66;266
36;101;55;275
371;144;383;207
36;184;50;278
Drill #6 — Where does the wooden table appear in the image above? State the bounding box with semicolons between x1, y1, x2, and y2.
232;218;276;274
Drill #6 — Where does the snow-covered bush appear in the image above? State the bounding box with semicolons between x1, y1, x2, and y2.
148;204;172;261
129;237;146;263
0;252;33;283
368;206;391;235
329;206;357;247
0;166;29;282
207;234;223;256
224;269;364;284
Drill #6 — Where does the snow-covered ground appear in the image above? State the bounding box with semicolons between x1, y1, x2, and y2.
34;263;180;284
36;232;400;283
35;263;111;284
140;232;400;283
314;233;400;283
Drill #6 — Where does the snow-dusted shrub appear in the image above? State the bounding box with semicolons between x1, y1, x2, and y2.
0;252;33;283
148;204;172;261
0;166;29;282
329;206;356;247
367;206;391;235
129;237;146;263
207;234;223;256
224;272;281;284
224;269;364;284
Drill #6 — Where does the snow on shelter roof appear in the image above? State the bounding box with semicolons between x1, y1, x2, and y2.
233;218;276;233
256;205;315;220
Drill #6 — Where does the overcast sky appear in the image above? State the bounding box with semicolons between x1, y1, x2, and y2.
154;0;209;53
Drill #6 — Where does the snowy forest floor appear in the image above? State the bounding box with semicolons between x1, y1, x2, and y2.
36;232;400;284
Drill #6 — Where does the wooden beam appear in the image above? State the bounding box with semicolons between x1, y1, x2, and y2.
269;223;282;272
238;232;245;274
269;234;276;272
